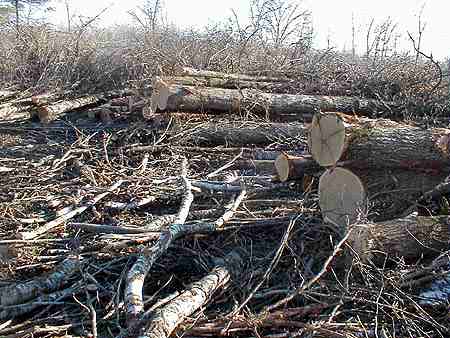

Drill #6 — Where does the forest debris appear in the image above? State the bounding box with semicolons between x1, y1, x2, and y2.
275;154;319;182
125;159;194;321
18;180;124;240
0;255;81;307
180;67;290;82
160;82;400;118
348;214;449;264
36;94;104;123
138;250;244;338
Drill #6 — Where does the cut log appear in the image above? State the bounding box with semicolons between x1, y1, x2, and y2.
180;67;290;83
348;214;450;265
270;116;450;177
163;84;400;118
36;95;103;123
319;167;367;227
0;89;19;102
31;90;73;106
175;121;309;146
0;102;32;122
164;75;289;91
229;159;276;174
275;154;320;181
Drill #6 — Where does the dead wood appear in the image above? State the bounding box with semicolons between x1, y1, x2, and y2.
125;160;194;321
174;121;308;146
36;94;104;123
348;214;450;265
18;180;124;240
275;154;320;181
164;75;289;91
0;256;81;308
138;250;244;338
180;67;290;83
162;84;400;118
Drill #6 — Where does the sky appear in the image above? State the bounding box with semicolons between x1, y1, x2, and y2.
46;0;449;60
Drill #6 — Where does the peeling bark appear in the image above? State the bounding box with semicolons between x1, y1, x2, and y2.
18;180;124;240
138;251;244;338
0;256;81;307
126;161;194;321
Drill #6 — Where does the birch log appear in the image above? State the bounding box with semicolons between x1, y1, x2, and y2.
0;256;81;307
138;251;244;338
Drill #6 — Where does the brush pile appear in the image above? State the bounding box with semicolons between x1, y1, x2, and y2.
0;68;449;338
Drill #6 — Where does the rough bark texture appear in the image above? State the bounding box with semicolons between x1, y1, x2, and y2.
164;85;400;118
0;256;81;307
175;121;309;146
343;119;450;171
164;75;289;91
180;67;290;83
139;251;244;338
36;95;103;123
349;215;449;265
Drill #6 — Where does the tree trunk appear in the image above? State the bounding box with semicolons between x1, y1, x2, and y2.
164;76;289;91
180;67;290;83
272;117;450;178
348;214;449;265
36;95;104;123
164;85;400;119
174;121;309;146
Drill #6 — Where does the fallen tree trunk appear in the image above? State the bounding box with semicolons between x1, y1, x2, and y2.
138;251;244;338
164;75;289;91
164;85;400;119
174;121;309;146
180;67;290;83
348;214;449;265
273;117;450;179
34;89;136;123
36;95;104;123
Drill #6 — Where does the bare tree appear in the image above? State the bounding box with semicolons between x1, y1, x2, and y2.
0;0;50;32
250;0;313;49
129;0;165;32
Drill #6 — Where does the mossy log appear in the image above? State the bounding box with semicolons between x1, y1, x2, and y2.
348;214;449;265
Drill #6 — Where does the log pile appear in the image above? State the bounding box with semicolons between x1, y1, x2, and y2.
0;69;449;338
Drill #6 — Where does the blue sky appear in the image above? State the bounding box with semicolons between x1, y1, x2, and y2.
47;0;449;60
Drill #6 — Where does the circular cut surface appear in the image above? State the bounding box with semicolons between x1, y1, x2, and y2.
151;77;170;111
319;167;366;227
275;153;290;182
308;113;345;167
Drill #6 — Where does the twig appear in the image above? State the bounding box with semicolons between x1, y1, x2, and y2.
18;180;124;240
262;228;354;313
125;159;194;322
